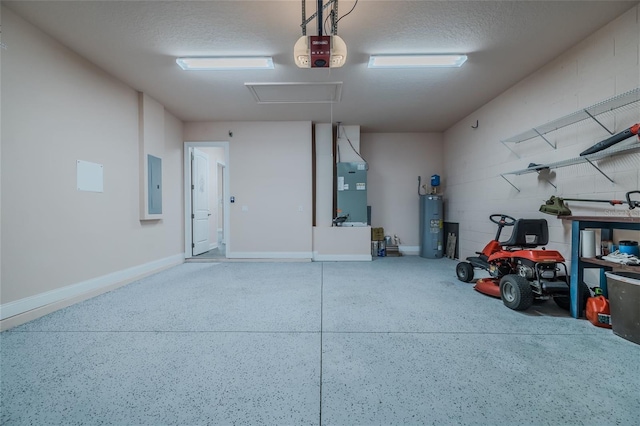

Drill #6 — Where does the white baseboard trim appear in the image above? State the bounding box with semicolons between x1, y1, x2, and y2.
399;245;419;255
0;253;185;321
313;253;372;261
227;251;313;259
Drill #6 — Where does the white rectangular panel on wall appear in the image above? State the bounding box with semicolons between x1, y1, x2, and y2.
77;160;104;192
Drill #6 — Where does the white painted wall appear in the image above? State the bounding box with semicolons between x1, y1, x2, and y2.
1;8;184;320
139;93;166;220
313;124;371;260
361;133;444;247
336;125;362;163
444;6;640;263
184;121;313;258
315;123;334;227
312;227;372;261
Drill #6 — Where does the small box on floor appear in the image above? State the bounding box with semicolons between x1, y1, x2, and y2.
386;245;401;257
371;227;384;241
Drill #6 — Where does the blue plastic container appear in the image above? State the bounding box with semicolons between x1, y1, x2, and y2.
430;174;440;187
619;240;639;256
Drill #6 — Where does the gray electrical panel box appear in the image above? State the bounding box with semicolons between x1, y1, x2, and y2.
337;162;367;225
148;154;162;214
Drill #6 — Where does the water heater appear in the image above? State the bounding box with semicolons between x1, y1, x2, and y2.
419;194;443;258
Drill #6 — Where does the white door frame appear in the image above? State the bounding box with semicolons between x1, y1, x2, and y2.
184;141;230;258
216;160;226;246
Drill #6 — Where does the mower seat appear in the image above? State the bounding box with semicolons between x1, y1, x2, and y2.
501;219;548;248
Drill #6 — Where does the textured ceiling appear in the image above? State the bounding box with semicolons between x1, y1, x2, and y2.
4;0;638;132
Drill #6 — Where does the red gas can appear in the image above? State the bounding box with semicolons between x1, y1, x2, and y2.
586;295;612;329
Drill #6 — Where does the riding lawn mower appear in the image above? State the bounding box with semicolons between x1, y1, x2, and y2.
456;214;588;311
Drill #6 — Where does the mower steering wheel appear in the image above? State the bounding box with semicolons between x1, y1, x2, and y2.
489;214;516;227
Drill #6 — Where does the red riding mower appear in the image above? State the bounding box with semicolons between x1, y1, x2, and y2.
455;214;585;311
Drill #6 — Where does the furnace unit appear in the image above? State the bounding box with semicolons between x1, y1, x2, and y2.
336;162;367;226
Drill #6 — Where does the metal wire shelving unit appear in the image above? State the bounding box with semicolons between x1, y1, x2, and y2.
500;88;640;192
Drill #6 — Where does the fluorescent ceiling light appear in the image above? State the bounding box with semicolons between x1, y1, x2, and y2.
368;54;467;68
176;57;274;70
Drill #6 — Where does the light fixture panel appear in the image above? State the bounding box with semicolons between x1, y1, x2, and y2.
176;56;274;70
368;54;468;68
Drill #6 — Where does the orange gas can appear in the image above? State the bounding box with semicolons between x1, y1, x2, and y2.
586;294;612;329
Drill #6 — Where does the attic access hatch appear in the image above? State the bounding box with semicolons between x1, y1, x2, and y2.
245;82;343;104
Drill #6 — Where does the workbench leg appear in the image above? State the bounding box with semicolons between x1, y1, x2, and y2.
599;268;609;297
570;220;581;318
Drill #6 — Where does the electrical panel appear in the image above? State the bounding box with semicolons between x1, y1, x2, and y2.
148;154;162;214
337;162;367;225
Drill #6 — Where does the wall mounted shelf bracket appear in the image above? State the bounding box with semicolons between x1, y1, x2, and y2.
583;109;615;136
501;169;557;193
500;142;639;192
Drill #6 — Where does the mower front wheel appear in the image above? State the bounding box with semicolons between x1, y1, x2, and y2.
500;275;533;311
456;262;475;283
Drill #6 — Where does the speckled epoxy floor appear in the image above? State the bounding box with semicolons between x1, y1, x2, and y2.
1;257;639;425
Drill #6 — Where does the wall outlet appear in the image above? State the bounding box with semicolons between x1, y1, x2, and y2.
298;205;304;212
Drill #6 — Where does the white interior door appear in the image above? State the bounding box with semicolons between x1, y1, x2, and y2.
192;148;210;255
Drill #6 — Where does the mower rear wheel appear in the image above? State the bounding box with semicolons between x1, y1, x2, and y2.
499;274;533;311
456;262;474;283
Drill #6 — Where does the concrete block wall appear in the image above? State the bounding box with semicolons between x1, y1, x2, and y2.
444;6;640;263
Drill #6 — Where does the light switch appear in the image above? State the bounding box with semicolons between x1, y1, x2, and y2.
298;206;304;212
242;205;248;212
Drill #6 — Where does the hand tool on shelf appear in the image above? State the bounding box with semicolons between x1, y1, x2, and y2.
579;123;640;156
539;191;640;216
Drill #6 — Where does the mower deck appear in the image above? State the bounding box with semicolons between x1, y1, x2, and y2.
474;278;501;298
